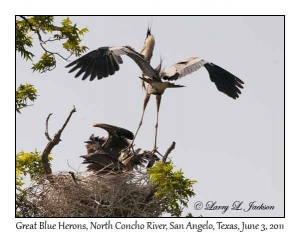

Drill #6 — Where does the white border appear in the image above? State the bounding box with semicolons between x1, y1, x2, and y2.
2;0;299;232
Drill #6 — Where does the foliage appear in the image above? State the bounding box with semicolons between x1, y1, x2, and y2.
16;17;196;217
16;16;88;73
16;151;53;217
148;161;197;217
16;16;88;112
16;150;52;188
186;212;194;217
16;16;87;217
16;84;38;113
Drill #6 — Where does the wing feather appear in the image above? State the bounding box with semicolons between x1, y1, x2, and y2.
93;123;134;140
66;46;159;81
162;57;244;99
89;62;98;81
161;57;204;80
74;57;93;78
203;62;244;99
81;59;95;80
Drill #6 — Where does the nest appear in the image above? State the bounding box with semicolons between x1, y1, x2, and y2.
17;171;162;217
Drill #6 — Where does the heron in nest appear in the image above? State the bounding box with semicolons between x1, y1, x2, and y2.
81;149;124;173
81;123;156;173
66;27;244;150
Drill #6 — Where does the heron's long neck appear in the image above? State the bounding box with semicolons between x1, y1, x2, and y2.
141;35;155;63
141;35;155;90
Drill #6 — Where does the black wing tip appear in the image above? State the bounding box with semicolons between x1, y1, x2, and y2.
228;88;242;99
65;61;78;69
65;63;73;68
236;77;245;85
204;62;244;99
124;131;134;140
66;47;122;81
93;123;134;140
205;62;245;84
118;127;134;140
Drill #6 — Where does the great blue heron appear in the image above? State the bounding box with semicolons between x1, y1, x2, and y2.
81;149;125;173
66;28;244;149
81;123;153;172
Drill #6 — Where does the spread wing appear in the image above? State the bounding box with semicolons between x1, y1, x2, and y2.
81;150;116;162
161;57;244;99
93;123;134;140
161;57;204;80
66;46;159;81
203;63;244;99
81;150;125;173
93;123;133;159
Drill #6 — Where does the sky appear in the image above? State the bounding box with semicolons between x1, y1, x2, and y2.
16;16;284;217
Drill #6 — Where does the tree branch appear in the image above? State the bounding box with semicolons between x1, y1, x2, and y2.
39;42;72;61
45;113;53;141
162;142;176;163
59;105;77;133
20;16;72;62
41;106;76;175
43;36;67;43
19;16;44;42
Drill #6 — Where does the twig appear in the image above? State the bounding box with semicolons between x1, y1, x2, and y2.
20;16;44;43
44;36;67;43
162;141;176;163
59;105;77;133
40;42;72;61
94;162;115;175
20;16;72;62
67;159;78;172
45;113;53;141
41;106;76;175
68;172;77;184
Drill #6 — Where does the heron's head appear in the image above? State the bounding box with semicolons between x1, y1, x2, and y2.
145;26;155;46
141;25;155;62
146;26;151;38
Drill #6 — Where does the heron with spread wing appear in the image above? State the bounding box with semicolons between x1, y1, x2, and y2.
82;123;152;173
66;28;244;150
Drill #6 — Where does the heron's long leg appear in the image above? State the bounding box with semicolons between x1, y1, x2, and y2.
131;93;151;146
154;95;162;149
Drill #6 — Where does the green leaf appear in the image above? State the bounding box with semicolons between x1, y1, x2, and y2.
16;83;38;113
32;52;56;73
17;16;88;73
148;161;197;217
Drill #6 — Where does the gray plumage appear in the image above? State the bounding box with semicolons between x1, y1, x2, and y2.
67;27;244;150
66;46;159;82
81;149;125;173
91;123;133;159
81;123;157;173
66;48;244;99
